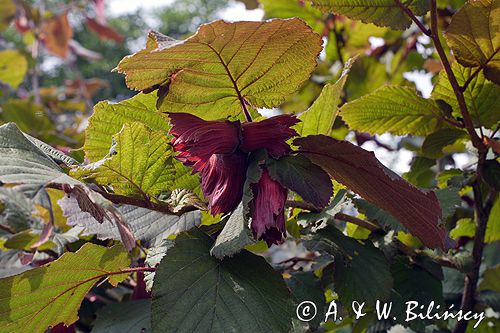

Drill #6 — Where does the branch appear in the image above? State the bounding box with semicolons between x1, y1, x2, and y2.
46;183;199;216
394;0;431;36
285;200;320;212
428;0;485;152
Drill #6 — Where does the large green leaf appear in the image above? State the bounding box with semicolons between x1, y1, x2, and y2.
92;299;151;333
444;0;500;85
74;122;174;199
311;0;429;30
151;230;294;332
0;50;28;89
296;57;353;137
432;62;500;128
84;93;170;161
340;86;443;135
310;225;393;307
0;243;130;333
295;135;452;250
116;19;322;120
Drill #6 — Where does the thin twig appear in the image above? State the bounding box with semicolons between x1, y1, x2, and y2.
460;48;499;92
334;213;380;231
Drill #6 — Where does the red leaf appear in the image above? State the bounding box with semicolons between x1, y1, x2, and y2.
86;17;124;43
295;135;453;250
41;12;73;58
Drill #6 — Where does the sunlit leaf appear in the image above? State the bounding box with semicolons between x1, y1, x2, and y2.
0;243;130;333
421;128;467;159
444;0;500;84
151;230;294;332
260;0;325;33
0;50;28;89
340;86;443;135
432;62;500;128
116;19;322;120
74;122;174;199
311;0;429;30
296;57;353;136
84;93;169;161
295;135;453;250
0;0;15;31
485;198;500;243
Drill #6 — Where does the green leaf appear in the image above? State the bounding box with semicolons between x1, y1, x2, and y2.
421;128;467;159
0;50;28;88
92;299;152;333
0;123;76;185
260;0;325;33
354;198;407;232
485;198;500;243
432;62;500;128
210;203;254;259
296;57;353;137
345;56;388;100
311;0;429;30
479;264;500;292
311;225;393;307
340;86;443;135
267;154;333;208
389;256;444;331
450;218;475;239
74;122;174;199
116;19;322;120
84;93;170;161
484;159;500;191
444;0;500;84
295;135;452;250
144;239;175;291
151;230;294;332
0;0;15;31
0;243;130;333
285;271;326;329
297;189;347;229
0;100;55;138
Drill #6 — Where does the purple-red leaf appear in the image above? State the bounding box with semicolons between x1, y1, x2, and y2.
295;135;453;250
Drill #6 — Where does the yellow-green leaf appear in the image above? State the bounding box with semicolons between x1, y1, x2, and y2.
340;86;443;135
115;19;322;120
432;61;500;129
296;57;353;136
0;243;130;333
260;0;325;33
444;0;500;84
479;264;500;292
84;93;169;161
311;0;429;30
485;197;500;243
75;122;175;199
0;50;28;89
0;0;15;31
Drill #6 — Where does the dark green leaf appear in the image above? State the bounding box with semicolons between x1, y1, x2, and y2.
92;300;151;333
151;230;294;332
